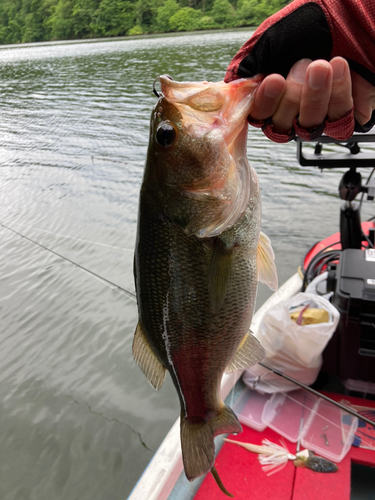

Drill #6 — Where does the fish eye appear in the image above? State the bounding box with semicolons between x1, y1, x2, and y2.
156;122;176;148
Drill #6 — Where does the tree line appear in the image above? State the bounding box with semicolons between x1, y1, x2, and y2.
0;0;289;45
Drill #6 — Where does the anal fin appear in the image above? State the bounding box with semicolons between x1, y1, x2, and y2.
225;331;265;373
132;321;166;390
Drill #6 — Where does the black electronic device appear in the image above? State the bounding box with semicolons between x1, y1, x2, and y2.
296;134;375;385
324;248;375;381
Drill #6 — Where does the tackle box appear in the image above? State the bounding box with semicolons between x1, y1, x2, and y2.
324;249;375;382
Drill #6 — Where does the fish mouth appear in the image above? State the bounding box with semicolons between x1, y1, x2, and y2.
155;76;261;237
158;75;261;143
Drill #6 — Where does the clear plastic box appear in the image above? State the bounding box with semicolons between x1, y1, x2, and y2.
343;378;375;396
261;389;318;442
301;398;358;462
233;387;271;431
233;386;359;463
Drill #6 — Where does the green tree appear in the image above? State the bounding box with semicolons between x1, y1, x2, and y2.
135;0;163;32
237;0;285;26
198;15;216;29
211;0;235;26
7;19;23;43
169;7;201;31
71;0;100;38
0;0;23;44
0;0;293;45
21;0;53;42
128;24;143;35
47;0;75;40
91;0;135;36
155;0;179;32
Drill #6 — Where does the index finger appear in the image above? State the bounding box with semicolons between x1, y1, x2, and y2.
249;74;286;121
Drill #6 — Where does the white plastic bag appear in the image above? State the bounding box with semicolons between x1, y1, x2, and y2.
305;271;333;300
243;292;340;393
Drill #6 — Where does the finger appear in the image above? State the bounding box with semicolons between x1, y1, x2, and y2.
351;70;375;125
249;74;286;121
327;57;353;122
298;60;332;130
272;59;311;134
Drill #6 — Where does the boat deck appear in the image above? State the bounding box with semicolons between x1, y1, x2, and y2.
128;273;375;500
195;393;375;500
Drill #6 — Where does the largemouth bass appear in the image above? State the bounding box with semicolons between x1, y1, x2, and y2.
133;75;277;488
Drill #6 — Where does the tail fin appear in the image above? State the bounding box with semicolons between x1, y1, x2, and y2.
180;404;242;481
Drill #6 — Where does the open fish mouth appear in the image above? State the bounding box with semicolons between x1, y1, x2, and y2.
158;74;261;144
152;75;261;238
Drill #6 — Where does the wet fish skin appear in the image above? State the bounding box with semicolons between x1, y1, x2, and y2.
133;76;277;482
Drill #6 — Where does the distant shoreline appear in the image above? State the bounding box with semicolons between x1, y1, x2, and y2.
0;27;256;51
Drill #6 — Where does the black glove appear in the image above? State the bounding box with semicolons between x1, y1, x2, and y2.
225;0;375;141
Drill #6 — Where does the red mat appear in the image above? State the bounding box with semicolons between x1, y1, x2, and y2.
194;394;375;500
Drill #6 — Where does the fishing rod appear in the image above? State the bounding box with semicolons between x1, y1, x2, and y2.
3;222;373;428
259;361;375;427
0;222;136;300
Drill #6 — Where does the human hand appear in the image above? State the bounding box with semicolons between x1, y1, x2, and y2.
250;57;357;141
225;0;375;142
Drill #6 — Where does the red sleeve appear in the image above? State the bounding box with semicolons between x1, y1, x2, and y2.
225;0;375;88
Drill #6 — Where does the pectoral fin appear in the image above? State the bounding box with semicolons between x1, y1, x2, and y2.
132;321;166;390
209;242;234;312
225;331;266;373
257;231;278;291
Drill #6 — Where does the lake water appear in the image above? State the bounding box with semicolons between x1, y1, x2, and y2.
0;30;374;500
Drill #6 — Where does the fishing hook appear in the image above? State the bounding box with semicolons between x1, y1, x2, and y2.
152;76;161;98
152;75;174;98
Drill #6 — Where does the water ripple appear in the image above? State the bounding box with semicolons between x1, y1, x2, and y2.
0;29;374;499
